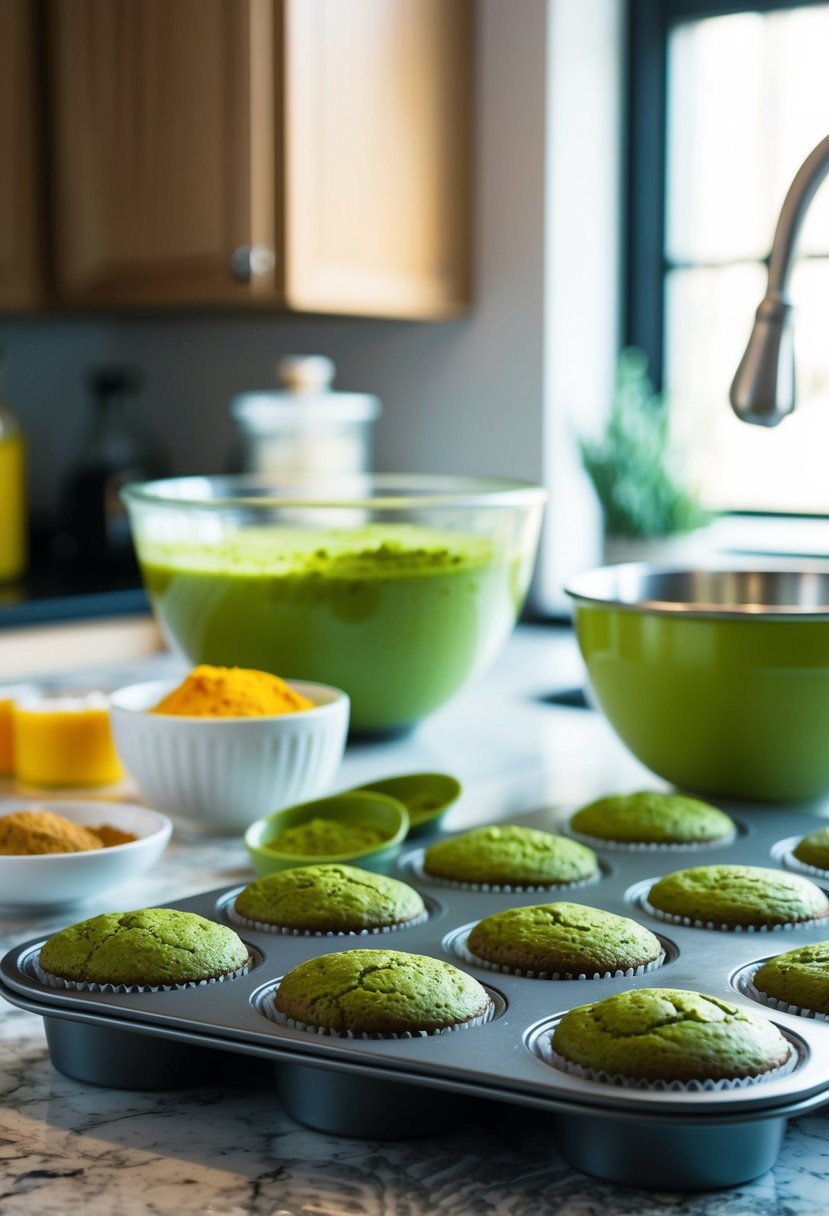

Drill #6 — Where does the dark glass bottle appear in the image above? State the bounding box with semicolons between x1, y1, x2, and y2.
61;366;169;574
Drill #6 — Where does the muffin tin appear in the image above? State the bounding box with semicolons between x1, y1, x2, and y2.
4;803;829;1191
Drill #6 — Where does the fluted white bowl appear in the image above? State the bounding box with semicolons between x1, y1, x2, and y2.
109;679;350;836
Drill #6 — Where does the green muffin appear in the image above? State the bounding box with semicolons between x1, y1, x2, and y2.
752;943;829;1016
466;901;664;977
38;908;249;988
570;791;735;847
551;988;791;1083
234;863;426;934
647;864;829;929
792;827;829;873
423;825;598;888
274;947;492;1036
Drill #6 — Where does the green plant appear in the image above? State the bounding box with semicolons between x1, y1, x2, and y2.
580;348;712;539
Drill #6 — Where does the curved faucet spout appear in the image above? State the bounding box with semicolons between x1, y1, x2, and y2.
730;132;829;426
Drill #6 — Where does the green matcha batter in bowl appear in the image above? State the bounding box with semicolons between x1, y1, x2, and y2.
122;475;546;734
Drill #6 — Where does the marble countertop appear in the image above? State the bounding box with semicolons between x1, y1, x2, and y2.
2;624;829;1215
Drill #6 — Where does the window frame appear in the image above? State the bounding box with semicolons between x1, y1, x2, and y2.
625;0;829;393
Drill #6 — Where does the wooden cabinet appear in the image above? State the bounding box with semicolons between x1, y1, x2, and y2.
0;0;43;311
47;0;473;319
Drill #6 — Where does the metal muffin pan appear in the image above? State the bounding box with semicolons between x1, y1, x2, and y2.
4;803;829;1191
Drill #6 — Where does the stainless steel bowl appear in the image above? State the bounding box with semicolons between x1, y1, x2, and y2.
566;563;829;803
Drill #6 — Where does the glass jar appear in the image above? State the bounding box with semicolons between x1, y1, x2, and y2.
230;356;381;480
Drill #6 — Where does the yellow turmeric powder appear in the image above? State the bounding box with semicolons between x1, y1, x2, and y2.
152;664;314;718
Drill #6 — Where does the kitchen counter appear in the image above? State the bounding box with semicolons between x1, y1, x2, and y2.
0;539;164;682
1;623;829;1215
0;522;148;630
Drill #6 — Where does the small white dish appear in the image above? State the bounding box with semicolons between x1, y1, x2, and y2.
109;679;350;836
0;800;172;910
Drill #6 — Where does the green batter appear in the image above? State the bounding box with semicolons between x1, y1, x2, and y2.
139;523;525;732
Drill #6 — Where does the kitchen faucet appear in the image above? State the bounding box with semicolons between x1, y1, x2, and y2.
730;132;829;426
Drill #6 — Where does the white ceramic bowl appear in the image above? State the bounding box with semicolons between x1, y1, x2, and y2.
109;679;350;835
0;800;172;910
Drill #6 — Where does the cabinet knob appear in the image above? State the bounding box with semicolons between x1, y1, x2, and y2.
230;245;276;282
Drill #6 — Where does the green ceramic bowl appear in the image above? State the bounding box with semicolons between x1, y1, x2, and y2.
566;564;829;804
244;791;409;875
351;772;462;837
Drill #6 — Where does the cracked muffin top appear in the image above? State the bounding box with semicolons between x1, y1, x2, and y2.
38;908;249;987
234;863;426;932
753;943;829;1015
551;987;791;1082
422;825;598;887
274;947;492;1035
570;791;735;846
646;864;829;929
467;901;663;975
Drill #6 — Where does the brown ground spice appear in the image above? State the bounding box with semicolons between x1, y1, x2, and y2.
0;809;137;855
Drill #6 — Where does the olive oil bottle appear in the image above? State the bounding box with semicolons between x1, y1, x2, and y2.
0;347;26;584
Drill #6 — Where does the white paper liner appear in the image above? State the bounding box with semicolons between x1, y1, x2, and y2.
415;859;601;894
259;986;496;1039
779;847;829;881
227;901;429;937
453;927;666;980
743;961;829;1022
34;953;252;994
640;894;829;934
537;1035;799;1092
568;825;737;853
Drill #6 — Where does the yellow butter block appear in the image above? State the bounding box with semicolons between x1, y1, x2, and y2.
0;699;13;776
0;684;39;776
13;695;125;787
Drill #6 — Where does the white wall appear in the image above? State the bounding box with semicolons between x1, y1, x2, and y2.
542;0;624;606
0;0;622;612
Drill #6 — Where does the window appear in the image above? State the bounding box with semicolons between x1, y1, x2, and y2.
629;0;829;516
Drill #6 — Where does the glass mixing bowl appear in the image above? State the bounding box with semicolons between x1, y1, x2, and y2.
122;474;547;735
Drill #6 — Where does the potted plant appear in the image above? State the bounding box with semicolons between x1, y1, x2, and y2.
580;347;712;563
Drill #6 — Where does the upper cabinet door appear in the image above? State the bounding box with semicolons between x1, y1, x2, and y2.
283;0;472;319
49;0;279;306
47;0;472;317
0;0;43;311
